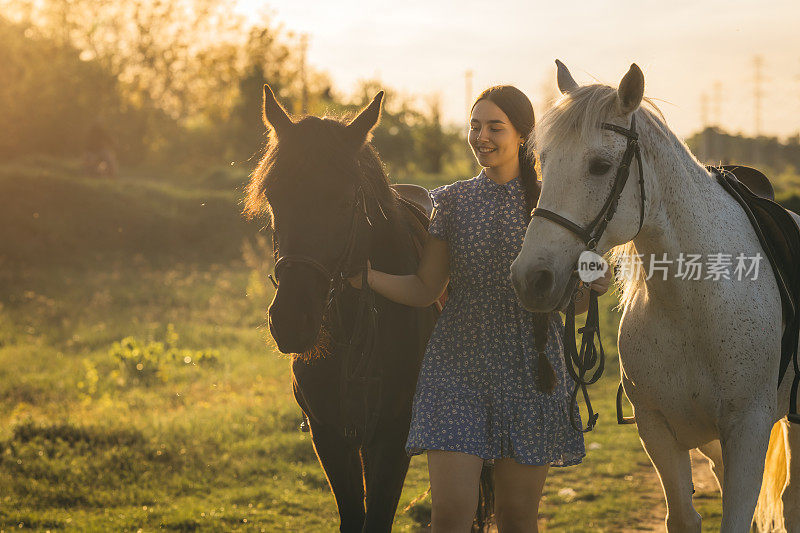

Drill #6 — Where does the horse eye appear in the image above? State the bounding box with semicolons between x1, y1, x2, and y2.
589;159;612;175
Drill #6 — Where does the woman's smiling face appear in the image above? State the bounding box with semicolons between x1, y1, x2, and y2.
468;99;524;170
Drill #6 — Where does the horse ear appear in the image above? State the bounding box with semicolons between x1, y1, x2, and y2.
262;84;293;135
616;63;645;114
555;59;579;94
347;91;384;143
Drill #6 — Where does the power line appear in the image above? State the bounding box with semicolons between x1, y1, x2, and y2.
700;92;710;162
712;81;722;128
700;92;709;129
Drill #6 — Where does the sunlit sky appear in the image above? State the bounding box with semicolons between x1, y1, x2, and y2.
236;0;800;139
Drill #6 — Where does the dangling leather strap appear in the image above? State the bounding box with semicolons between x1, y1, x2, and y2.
536;116;646;431
563;291;606;432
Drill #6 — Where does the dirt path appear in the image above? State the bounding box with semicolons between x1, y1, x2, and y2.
622;449;722;532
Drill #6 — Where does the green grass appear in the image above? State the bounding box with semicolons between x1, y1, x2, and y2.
0;162;730;531
0;263;726;531
0;264;625;530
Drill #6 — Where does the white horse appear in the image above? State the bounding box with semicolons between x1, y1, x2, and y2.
510;61;800;532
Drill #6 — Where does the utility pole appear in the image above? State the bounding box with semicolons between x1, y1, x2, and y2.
753;55;763;136
465;70;476;173
796;60;800;137
700;92;710;162
299;33;309;114
465;70;473;118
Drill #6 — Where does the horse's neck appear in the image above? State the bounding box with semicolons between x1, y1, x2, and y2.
631;125;742;306
366;189;416;273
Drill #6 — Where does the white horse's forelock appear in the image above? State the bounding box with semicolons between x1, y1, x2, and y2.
530;84;670;311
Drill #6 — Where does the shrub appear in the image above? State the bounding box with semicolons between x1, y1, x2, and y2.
109;324;219;386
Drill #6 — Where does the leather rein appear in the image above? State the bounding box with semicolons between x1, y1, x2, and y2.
530;115;646;431
268;184;383;444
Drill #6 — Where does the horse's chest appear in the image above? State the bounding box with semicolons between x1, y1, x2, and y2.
618;290;781;444
618;304;722;430
619;306;708;384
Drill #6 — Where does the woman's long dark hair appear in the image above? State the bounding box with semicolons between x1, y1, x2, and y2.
472;86;556;397
471;85;539;222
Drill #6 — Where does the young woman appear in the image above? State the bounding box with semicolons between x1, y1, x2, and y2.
349;86;612;532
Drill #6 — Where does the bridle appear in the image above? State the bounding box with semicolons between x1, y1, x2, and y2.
268;184;384;444
531;114;646;251
530;114;646;432
269;185;371;306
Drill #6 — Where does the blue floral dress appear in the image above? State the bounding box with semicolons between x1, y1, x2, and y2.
405;170;585;466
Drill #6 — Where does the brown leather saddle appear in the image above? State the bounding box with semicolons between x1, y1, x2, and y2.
713;165;800;423
720;165;775;201
390;183;446;312
391;183;433;219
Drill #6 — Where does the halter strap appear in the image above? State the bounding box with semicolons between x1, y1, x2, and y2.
601;122;639;140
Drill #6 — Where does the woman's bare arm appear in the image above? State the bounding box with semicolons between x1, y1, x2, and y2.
348;234;450;308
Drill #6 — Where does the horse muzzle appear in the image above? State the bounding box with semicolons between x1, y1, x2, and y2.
510;261;578;312
268;289;324;354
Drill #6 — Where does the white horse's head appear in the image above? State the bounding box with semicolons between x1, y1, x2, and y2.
511;61;658;312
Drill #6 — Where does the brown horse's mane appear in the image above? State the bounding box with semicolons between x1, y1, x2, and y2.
243;114;401;228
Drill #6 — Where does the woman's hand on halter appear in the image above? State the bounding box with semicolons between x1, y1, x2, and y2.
347;260;372;289
587;267;613;295
572;268;612;315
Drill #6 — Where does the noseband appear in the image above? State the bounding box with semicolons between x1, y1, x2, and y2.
529;114;646;432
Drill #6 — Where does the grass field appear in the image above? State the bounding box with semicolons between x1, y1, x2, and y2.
0;161;743;531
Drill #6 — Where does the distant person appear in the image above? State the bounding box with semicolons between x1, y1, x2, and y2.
349;86;612;531
84;120;118;178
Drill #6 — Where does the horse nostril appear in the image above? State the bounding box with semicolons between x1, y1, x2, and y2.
526;268;554;296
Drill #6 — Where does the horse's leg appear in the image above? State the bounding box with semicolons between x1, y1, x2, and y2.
307;421;367;532
696;440;724;492
361;416;412;532
293;365;366;533
636;409;701;532
718;412;773;532
782;419;800;532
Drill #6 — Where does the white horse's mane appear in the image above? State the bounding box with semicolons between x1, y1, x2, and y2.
532;83;699;310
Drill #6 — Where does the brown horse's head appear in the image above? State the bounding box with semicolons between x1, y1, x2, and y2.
244;85;386;355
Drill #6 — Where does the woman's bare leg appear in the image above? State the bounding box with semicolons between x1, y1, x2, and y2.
493;458;549;532
427;450;485;532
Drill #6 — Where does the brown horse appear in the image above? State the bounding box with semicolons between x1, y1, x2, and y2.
244;85;439;532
